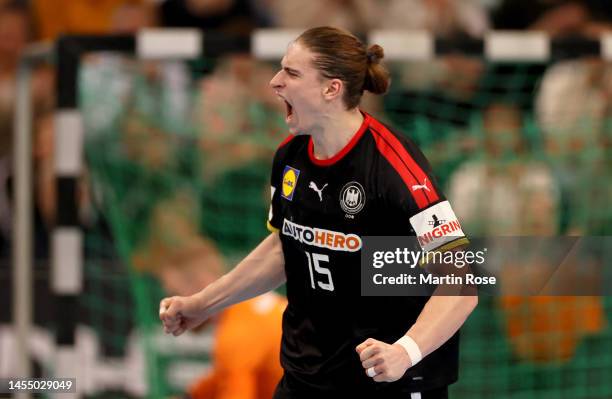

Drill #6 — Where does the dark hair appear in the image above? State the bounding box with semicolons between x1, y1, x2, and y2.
296;26;390;109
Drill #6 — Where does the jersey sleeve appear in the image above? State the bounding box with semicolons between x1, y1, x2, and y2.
374;124;468;253
266;135;293;233
407;196;469;253
267;188;281;233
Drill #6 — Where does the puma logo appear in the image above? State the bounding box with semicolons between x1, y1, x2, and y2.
309;181;328;202
411;178;430;192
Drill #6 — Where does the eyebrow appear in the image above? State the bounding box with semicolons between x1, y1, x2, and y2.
283;66;301;76
280;59;301;76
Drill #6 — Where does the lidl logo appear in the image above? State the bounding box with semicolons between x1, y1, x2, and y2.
281;166;300;201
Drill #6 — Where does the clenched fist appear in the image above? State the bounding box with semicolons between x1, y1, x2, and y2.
159;296;209;336
356;338;412;382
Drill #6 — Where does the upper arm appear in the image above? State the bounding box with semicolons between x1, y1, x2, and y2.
267;140;293;232
374;127;468;252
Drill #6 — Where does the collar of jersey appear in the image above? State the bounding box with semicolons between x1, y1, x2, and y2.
307;111;371;167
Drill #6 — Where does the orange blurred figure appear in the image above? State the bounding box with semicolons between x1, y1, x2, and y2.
31;0;148;41
132;193;285;398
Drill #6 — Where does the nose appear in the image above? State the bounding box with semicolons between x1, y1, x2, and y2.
269;70;284;90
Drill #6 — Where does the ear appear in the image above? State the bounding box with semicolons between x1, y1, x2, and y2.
322;78;343;101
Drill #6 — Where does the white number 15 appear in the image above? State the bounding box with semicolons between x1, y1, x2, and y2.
305;251;334;291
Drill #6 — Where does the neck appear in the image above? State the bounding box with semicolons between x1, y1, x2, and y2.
310;108;364;160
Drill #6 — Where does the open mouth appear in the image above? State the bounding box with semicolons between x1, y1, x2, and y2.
284;100;294;121
284;100;293;116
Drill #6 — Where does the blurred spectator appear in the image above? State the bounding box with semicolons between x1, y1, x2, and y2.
379;0;488;141
79;2;279;254
187;55;287;252
160;0;263;34
536;58;612;234
492;0;589;35
376;0;489;37
79;2;191;156
31;0;150;41
448;103;559;236
498;295;606;362
398;0;490;94
263;0;377;32
112;1;158;34
492;0;612;37
264;0;488;36
448;103;605;363
537;59;611;159
132;192;285;399
75;2;196;270
194;54;285;180
23;3;163;252
489;0;612;126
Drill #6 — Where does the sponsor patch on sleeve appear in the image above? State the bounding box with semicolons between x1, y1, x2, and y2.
281;166;300;201
409;200;466;252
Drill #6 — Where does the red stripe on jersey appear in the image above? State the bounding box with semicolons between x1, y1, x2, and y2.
308;112;371;166
277;134;295;149
371;129;429;208
369;119;439;205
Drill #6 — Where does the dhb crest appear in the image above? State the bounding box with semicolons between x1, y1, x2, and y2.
340;182;366;215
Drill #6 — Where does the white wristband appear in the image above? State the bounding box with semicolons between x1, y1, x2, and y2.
394;335;422;366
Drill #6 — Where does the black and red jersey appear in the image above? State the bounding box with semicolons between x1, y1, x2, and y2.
267;112;468;396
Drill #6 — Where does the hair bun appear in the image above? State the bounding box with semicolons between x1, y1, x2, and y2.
366;44;384;64
363;43;389;94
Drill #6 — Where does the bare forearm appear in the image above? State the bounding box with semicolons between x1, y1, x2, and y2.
406;295;477;358
194;233;286;315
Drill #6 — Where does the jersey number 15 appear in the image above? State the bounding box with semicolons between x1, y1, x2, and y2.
305;251;335;291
